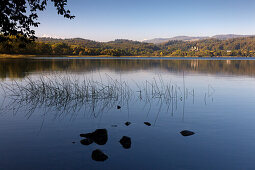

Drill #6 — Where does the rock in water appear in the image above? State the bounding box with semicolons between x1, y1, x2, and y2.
91;129;108;145
117;105;121;109
144;122;151;126
119;136;131;149
91;149;108;162
125;122;131;126
80;138;93;145
180;130;195;136
80;133;92;138
80;129;108;145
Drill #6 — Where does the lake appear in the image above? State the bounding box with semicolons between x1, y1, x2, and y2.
0;57;255;170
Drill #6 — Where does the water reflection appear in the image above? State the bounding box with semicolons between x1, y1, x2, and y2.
79;129;132;161
78;127;194;162
1;58;255;79
0;74;203;121
1;58;254;169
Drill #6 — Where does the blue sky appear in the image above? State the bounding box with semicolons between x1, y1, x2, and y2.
35;0;255;41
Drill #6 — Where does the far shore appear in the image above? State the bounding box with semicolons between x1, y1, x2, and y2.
1;54;255;60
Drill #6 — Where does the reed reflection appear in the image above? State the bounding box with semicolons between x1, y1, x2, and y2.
0;73;214;123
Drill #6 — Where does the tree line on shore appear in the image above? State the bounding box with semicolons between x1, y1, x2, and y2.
1;35;255;57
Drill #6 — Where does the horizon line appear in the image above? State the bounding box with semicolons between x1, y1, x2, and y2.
36;33;255;43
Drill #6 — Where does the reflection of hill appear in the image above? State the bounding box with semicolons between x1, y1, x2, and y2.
0;58;255;79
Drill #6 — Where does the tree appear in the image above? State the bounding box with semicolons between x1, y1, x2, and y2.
35;42;52;54
0;0;74;41
52;43;72;55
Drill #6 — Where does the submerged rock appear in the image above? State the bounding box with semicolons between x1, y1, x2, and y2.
80;138;93;145
125;122;131;126
144;122;151;126
180;130;195;136
80;129;108;145
111;125;118;127
117;105;121;109
91;149;108;162
119;136;131;149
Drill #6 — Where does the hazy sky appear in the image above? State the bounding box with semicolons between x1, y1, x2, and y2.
34;0;255;41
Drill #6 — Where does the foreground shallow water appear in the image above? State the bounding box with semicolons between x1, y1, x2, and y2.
0;58;255;170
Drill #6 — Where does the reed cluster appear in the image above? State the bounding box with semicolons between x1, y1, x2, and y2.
0;74;194;117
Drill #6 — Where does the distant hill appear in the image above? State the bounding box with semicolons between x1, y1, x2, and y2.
212;34;253;40
107;39;145;45
37;38;147;46
37;37;102;48
144;34;254;44
144;36;209;44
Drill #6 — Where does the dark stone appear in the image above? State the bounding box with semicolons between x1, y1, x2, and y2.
80;133;92;138
72;141;76;144
111;125;118;127
91;149;108;162
119;136;131;149
144;122;151;126
91;129;108;145
125;121;131;126
180;130;195;136
117;105;121;109
80;138;93;145
80;129;108;145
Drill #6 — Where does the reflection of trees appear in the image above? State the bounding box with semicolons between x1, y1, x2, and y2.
1;58;255;79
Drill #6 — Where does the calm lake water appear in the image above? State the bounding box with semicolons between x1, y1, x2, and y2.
1;57;255;170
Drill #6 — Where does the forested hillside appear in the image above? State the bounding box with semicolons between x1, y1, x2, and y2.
1;35;255;57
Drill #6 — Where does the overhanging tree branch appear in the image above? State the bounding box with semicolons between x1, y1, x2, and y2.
0;0;75;41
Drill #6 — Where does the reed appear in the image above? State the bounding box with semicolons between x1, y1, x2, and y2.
0;74;195;117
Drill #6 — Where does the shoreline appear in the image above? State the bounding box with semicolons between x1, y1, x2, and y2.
1;54;255;60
